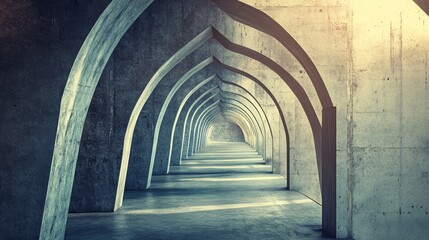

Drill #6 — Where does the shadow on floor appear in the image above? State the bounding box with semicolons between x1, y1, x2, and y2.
66;142;331;240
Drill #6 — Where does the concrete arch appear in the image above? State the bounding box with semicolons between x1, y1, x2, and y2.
223;112;254;146
221;109;255;145
115;27;214;209
119;26;324;213
217;91;271;159
222;109;258;148
210;28;322;176
40;1;154;237
42;1;336;238
187;99;222;156
192;90;270;158
188;98;229;156
170;83;219;166
158;74;218;172
199;102;257;149
213;57;291;187
217;100;263;152
163;57;290;176
203;114;247;146
149;56;214;175
218;79;276;163
185;91;220;158
199;111;245;146
205;109;253;146
192;104;227;150
180;87;219;160
210;0;333;108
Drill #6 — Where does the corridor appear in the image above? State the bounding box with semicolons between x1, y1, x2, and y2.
65;142;324;240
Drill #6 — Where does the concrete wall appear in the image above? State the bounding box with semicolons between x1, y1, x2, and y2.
348;1;429;239
0;1;111;238
208;118;245;142
1;0;428;239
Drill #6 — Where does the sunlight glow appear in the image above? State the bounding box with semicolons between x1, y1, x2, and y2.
177;176;284;182
182;159;264;165
123;199;313;215
186;165;268;169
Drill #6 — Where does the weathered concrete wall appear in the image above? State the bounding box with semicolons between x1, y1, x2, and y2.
151;64;218;174
71;1;183;209
170;83;218;165
0;0;111;238
348;1;429;239
208;118;245;142
242;1;429;239
235;1;348;236
1;0;428;239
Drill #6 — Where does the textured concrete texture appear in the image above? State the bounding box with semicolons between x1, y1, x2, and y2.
0;1;113;238
65;143;328;240
1;0;428;239
208;118;245;142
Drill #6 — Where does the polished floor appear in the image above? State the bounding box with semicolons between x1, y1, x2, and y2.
65;142;328;240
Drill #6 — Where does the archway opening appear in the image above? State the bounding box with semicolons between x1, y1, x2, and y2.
207;117;245;144
42;0;336;239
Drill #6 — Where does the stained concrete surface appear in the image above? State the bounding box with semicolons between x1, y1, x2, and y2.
65;142;328;240
208;118;245;142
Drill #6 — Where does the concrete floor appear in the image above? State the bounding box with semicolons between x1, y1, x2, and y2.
66;142;329;240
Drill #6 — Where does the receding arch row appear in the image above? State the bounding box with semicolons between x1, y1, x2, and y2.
222;111;256;146
181;84;270;163
185;91;221;159
214;58;292;187
177;59;291;184
42;0;335;238
202;112;251;149
218;79;276;162
198;101;259;151
121;47;305;193
191;87;272;159
222;109;260;148
215;92;268;155
176;73;282;161
112;26;324;210
185;87;268;161
115;23;321;201
63;23;310;218
201;102;257;148
167;76;218;167
201;105;258;150
129;46;298;188
79;24;321;214
192;86;272;159
142;52;294;183
70;24;320;222
191;90;269;158
165;56;291;170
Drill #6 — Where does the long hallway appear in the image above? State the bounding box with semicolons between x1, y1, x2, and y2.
65;142;325;240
